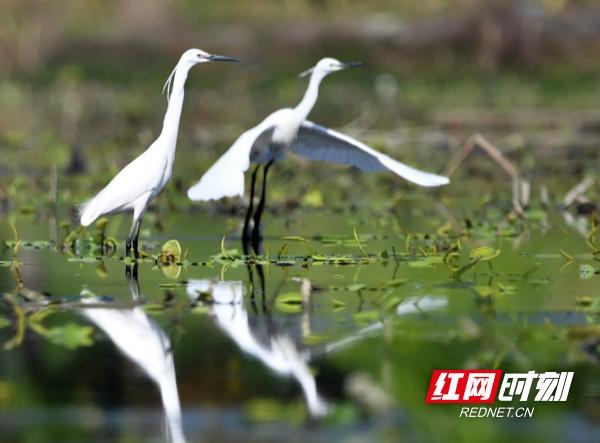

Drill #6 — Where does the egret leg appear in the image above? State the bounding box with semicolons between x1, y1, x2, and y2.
132;218;142;260
251;160;274;253
126;217;141;259
242;164;260;254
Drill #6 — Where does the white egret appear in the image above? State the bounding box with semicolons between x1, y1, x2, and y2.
79;49;239;258
187;57;450;251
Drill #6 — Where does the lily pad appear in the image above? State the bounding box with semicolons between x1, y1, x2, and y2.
470;246;501;261
275;292;303;314
408;256;443;268
160;239;182;264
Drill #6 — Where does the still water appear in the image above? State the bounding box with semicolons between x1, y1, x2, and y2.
1;177;600;443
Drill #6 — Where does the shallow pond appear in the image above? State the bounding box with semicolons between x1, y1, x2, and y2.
1;164;600;443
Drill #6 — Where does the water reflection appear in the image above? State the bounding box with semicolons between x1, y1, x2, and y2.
186;270;329;417
79;264;186;443
317;295;448;357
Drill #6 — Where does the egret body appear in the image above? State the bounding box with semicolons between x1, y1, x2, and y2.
187;58;449;251
79;49;238;258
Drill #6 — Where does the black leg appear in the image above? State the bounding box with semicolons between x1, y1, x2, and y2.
126;217;136;258
242;164;260;255
132;219;141;260
126;217;141;259
251;160;274;254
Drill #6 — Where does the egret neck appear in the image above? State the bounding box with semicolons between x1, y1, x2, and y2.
293;70;327;126
157;62;191;165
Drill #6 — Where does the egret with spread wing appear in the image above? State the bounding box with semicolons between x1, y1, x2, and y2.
79;49;239;258
187;58;449;252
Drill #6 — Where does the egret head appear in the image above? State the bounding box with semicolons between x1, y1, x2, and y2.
179;48;240;68
299;57;365;78
163;49;239;100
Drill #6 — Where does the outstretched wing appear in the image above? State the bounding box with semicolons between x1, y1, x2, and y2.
187;111;285;201
291;121;450;187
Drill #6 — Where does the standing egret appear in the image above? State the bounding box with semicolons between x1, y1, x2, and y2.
186;57;450;252
79;49;239;258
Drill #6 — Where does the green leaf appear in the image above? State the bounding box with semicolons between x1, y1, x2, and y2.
524;209;547;221
353;310;380;323
158;282;184;288
497;282;517;294
281;236;308;243
474;285;495;298
385;279;407;287
160;239;182;263
275;292;303;314
333;299;347;308
470;246;501;261
43;324;94;349
303;333;333;345
67;257;99;263
353;227;366;256
347;284;366;292
408;256;443;268
301;189;323;208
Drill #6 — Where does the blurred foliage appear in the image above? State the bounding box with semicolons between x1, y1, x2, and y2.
0;3;600;442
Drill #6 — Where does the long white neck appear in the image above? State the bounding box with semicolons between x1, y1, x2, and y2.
158;63;191;157
293;70;326;122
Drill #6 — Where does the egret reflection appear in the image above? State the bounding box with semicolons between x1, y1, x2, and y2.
79;265;186;443
317;296;449;357
186;277;329;417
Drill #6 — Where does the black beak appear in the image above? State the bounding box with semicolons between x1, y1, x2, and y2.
206;54;240;63
342;61;366;69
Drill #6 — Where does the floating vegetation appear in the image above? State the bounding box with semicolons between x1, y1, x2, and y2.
274;292;304;314
579;264;597;280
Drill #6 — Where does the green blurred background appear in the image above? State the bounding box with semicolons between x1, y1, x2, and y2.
2;0;600;186
1;2;600;443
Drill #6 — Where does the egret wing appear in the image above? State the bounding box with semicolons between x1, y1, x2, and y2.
79;150;162;226
187;111;285;201
291;121;450;187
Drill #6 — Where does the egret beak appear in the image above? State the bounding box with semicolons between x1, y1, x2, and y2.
206;54;240;62
299;67;315;78
341;61;366;69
